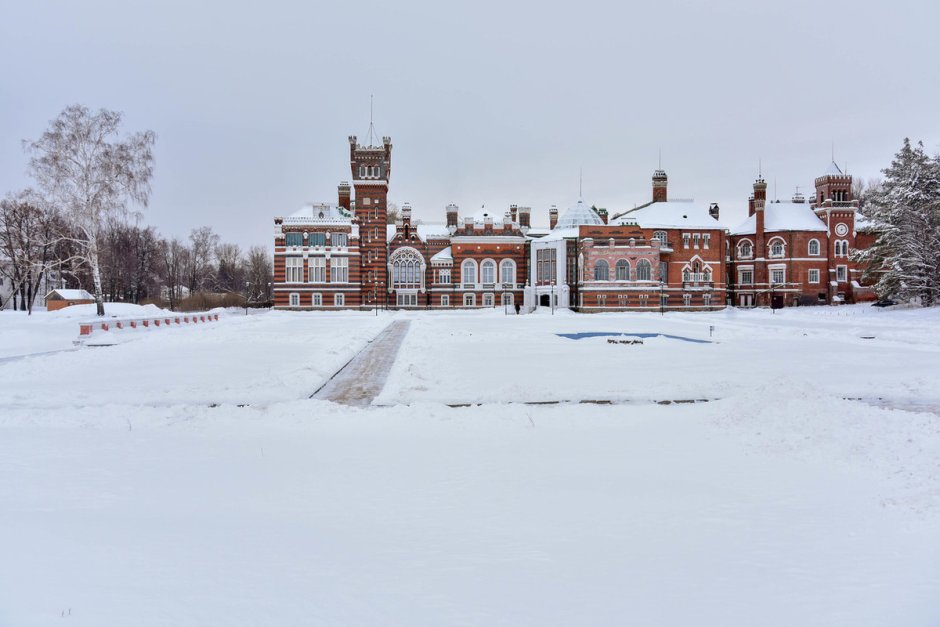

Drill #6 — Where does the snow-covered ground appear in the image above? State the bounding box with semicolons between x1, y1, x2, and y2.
1;305;939;626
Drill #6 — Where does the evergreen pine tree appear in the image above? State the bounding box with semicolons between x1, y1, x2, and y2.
858;139;940;306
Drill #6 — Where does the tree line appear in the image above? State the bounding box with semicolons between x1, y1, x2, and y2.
0;105;272;314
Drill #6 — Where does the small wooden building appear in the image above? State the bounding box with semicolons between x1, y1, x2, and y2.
45;288;95;311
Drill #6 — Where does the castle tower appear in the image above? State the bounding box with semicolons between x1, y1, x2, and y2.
349;134;392;308
813;162;853;206
652;169;668;203
753;176;768;297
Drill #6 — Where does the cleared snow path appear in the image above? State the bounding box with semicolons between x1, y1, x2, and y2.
312;320;411;406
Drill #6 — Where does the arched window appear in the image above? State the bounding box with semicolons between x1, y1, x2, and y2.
615;259;630;281
652;231;667;244
636;259;652;281
704;266;712;280
461;259;477;284
391;247;424;289
682;268;691;281
594;259;609;281
739;241;752;258
770;239;784;258
500;259;515;284
481;260;496;284
808;239;820;256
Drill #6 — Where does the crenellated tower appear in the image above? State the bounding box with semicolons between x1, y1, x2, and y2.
349;135;393;308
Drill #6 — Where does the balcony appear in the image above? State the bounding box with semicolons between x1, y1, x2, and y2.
683;280;714;290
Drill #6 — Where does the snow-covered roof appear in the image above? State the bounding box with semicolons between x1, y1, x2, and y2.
417;224;450;240
555;200;604;230
824;161;844;176
466;207;504;223
48;289;94;300
537;227;581;242
430;246;453;263
387;224;397;240
617;200;720;230
282;203;352;225
730;202;827;235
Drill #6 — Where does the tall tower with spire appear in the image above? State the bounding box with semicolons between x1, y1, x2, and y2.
349;133;392;308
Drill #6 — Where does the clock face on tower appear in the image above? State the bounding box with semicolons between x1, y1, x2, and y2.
835;223;848;236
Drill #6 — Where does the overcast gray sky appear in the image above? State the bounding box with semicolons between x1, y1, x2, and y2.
2;0;939;249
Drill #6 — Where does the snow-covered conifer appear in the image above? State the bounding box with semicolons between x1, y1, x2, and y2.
858;138;940;306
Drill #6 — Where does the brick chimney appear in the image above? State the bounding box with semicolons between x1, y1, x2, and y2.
338;181;351;211
652;169;668;203
549;205;558;230
510;204;518;223
446;203;459;228
518;206;531;228
753;177;768;291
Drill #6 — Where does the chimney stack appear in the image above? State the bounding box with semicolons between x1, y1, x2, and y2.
510;204;518;223
446;203;459;228
652;169;668;203
518;206;531;229
549;205;559;230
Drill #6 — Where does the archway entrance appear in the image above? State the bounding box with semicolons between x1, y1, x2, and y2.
539;294;550;307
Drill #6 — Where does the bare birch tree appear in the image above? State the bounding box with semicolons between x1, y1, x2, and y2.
24;105;155;316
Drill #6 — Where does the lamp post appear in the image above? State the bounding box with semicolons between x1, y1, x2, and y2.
551;278;555;315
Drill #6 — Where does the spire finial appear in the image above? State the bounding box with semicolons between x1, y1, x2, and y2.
366;94;379;147
758;158;762;179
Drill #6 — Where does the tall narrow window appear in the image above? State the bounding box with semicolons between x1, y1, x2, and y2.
593;259;609;281
331;257;348;283
500;260;515;285
808;239;820;256
481;260;496;284
636;259;652;281
332;233;348;248
462;260;477;285
615;259;630;281
309;258;326;283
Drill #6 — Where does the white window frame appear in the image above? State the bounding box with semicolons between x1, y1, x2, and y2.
499;259;515;285
289;292;300;307
808;268;820;284
703;233;710;249
461;259;477;285
501;293;513;306
463;293;476;307
285;257;304;283
481;259;497;284
330;257;348;283
808;239;820;256
309;257;326;283
770;266;786;285
739;267;754;285
439;268;451;284
836;265;847;282
483;293;494;307
683;293;692;307
312;293;322;306
334;293;345;307
441;295;450;307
